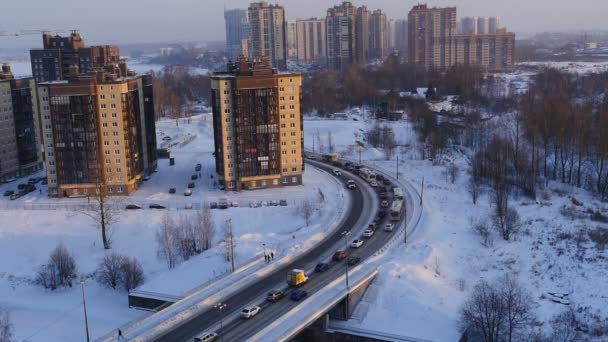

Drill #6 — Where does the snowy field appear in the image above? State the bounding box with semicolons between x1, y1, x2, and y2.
0;115;345;342
305;114;608;341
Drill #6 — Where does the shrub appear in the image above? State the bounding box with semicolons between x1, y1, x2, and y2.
36;244;77;290
96;253;144;291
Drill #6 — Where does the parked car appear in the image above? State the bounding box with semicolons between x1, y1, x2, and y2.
332;169;342;176
290;290;308;301
362;229;374;238
279;199;288;206
194;332;217;342
315;262;330;273
195;164;202;172
249;201;258;208
9;193;21;200
188;182;195;189
351;239;364;248
28;178;39;185
126;204;142;210
209;202;218;209
270;200;279;206
169;188;176;194
184;203;193;210
266;290;285;302
17;183;27;190
384;223;395;232
261;200;269;207
143;176;151;181
347;256;361;266
240;306;261;319
41;179;48;185
149;204;166;209
333;251;348;261
162;136;172;141
184;189;193;196
3;190;14;197
191;174;198;180
231;201;239;207
381;200;389;208
218;198;229;209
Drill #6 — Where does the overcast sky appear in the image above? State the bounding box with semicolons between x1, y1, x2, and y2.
2;0;607;48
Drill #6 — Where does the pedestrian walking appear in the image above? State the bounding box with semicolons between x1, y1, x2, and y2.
271;251;274;260
118;329;123;340
264;254;268;263
39;188;42;194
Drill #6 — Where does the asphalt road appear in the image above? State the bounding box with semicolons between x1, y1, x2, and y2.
154;160;376;342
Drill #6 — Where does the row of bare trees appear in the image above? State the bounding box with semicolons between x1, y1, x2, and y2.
156;206;215;269
0;306;13;342
151;66;211;122
366;124;398;159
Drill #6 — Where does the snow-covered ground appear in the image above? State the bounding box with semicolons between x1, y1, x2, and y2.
0;115;345;342
305;114;608;341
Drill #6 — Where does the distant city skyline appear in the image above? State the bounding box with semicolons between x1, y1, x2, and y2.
1;0;607;49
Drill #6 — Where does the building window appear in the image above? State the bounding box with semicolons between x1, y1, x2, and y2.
117;186;123;193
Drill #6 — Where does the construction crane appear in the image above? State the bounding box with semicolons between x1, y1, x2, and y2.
0;29;68;37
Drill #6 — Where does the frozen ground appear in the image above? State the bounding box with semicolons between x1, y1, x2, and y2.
0;115;345;342
306;114;608;341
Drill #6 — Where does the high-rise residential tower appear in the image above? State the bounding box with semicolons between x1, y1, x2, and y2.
477;17;490;34
224;9;251;60
326;1;358;71
248;2;287;70
38;62;157;197
395;19;408;55
287;21;297;60
295;18;327;64
211;57;303;191
387;19;397;51
489;17;502;34
30;31;120;82
408;5;457;69
460;16;479;34
369;9;388;60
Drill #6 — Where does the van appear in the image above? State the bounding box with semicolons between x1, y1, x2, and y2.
287;269;309;287
194;332;218;342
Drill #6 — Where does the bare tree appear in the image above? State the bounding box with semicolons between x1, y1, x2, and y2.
0;306;13;342
467;176;482;205
37;243;77;289
299;199;315;227
328;132;335;154
471;217;493;248
196;204;215;252
447;163;460;184
80;179;122;249
500;274;534;342
156;214;179;269
121;257;144;291
550;309;580;342
223;219;236;272
96;253;127;290
491;187;520;241
460;279;505;342
177;214;198;261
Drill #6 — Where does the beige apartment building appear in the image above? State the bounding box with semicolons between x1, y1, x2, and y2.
295;18;327;64
211;57;303;191
453;29;516;72
248;2;288;70
38;63;157;197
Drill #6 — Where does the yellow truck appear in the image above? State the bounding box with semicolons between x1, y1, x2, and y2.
287;269;309;287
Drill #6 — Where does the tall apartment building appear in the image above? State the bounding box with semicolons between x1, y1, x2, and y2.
460;16;479;35
30;31;120;82
369;9;388;60
395;19;408;55
489;17;502;34
477;17;490;35
210;57;303;191
326;1;358;71
408;5;457;69
287;21;298;60
295;18;327;64
248;2;287;70
0;64;43;182
355;6;371;65
224;9;251;60
38;63;157;197
387;19;397;51
453;29;515;72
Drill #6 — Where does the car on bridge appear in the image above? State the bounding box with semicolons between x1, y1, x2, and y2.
384;223;395;232
194;332;218;342
266;290;285;302
347;256;361;266
332;251;348;261
315;262;330;273
346;180;356;190
240;306;261;319
290;289;308;301
351;239;364;248
332;169;342;176
361;229;374;238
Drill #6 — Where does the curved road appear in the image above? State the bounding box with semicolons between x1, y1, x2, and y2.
154;160;377;342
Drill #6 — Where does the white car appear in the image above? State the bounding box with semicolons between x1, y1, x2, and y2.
333;169;342;176
361;229;374;238
351;239;364;248
231;201;239;207
347;183;356;189
384;223;395;232
184;189;193;196
380;200;389;208
194;332;217;342
249;201;258;208
370;181;378;187
184;203;193;210
240;306;261;319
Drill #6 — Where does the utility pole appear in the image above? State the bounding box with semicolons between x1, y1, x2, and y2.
215;302;227;342
312;133;315;153
396;154;399;180
80;279;90;342
226;219;235;272
358;148;362;164
341;231;351;291
404;208;407;244
420;177;425;206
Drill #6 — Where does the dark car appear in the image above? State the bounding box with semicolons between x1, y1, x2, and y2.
376;174;384;181
270;200;279;206
188;182;196;189
169;188;176;194
332;251;348;261
9;193;21;200
195;164;202;172
191;174;198;180
149;204;166;209
290;290;308;301
3;190;14;197
379;192;388;199
347;256;361;266
17;183;27;190
383;179;391;186
378;210;387;218
24;185;36;193
266;290;285;302
209;202;218;209
126;204;142;210
279;199;288;206
41;179;48;185
315;262;330;273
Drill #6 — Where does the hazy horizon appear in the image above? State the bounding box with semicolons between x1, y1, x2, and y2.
1;0;607;49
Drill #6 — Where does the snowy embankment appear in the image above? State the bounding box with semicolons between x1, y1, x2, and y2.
0;115;346;342
305;114;608;341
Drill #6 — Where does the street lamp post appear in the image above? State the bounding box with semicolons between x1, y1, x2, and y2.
341;231;351;291
80;279;90;342
215;302;227;342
